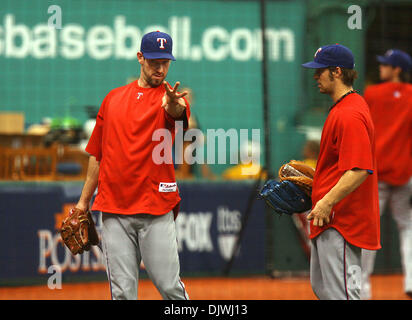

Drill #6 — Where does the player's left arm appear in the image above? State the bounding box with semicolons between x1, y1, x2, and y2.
162;81;188;118
307;168;369;227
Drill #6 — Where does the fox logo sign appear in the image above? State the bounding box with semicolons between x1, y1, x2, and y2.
157;38;167;49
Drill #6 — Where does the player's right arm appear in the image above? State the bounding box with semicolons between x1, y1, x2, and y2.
307;168;369;226
76;156;100;211
76;93;109;211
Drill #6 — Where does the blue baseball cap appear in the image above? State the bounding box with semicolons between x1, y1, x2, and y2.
140;31;176;61
302;44;355;69
377;49;412;71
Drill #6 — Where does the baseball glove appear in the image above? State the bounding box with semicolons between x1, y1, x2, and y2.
258;179;312;215
258;160;315;215
278;160;315;196
60;207;99;255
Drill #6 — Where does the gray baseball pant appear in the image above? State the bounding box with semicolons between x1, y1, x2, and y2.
100;211;189;300
311;228;362;300
361;180;412;299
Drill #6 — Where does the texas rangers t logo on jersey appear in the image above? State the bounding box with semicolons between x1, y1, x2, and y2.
157;38;167;49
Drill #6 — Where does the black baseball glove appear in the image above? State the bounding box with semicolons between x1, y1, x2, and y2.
258;179;312;215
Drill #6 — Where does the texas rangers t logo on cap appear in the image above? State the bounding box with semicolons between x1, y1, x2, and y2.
377;48;412;71
385;49;394;57
140;31;176;61
157;38;167;49
302;44;355;69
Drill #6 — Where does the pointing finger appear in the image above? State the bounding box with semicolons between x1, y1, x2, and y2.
173;81;180;93
163;81;172;93
163;81;169;92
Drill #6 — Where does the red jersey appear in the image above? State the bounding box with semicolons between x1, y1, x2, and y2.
310;92;381;250
86;80;190;216
364;82;412;186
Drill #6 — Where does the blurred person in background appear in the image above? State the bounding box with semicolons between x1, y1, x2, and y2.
361;49;412;299
302;140;320;169
222;139;266;180
174;87;216;180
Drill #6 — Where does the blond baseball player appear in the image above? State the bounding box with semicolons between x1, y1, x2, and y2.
302;44;381;300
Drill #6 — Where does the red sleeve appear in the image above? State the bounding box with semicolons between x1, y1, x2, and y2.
163;95;191;131
85;94;109;161
336;111;374;172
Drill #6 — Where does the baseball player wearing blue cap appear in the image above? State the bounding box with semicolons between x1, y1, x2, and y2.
376;49;412;82
75;31;190;300
302;44;381;300
361;49;412;300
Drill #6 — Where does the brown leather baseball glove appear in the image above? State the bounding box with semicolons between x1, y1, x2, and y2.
60;207;99;255
278;160;315;196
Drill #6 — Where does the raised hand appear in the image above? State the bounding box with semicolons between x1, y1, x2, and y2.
161;81;188;118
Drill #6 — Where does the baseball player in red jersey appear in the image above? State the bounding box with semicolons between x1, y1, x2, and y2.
74;31;190;300
361;49;412;299
302;44;381;300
